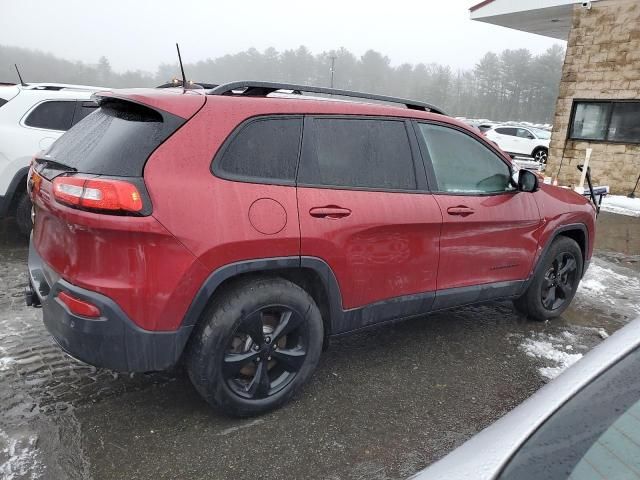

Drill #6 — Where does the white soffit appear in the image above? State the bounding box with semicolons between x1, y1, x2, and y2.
469;0;595;40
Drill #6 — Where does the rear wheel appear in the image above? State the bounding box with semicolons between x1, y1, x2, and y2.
187;277;324;417
15;192;32;237
514;237;582;321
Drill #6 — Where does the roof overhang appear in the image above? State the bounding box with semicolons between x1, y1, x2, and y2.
469;0;591;40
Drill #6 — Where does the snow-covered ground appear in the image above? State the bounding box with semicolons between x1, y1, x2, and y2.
518;256;639;381
0;430;43;480
519;327;609;380
577;261;640;316
572;257;640;323
600;195;640;217
521;332;585;380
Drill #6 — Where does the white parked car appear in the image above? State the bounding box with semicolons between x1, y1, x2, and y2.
484;125;550;165
0;83;103;235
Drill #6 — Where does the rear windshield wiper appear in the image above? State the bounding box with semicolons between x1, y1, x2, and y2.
35;157;77;172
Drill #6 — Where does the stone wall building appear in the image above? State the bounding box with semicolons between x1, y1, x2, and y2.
471;0;640;195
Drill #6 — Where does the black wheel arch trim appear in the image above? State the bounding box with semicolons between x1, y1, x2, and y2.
181;256;531;339
180;256;346;334
0;166;30;217
526;223;590;290
181;256;304;327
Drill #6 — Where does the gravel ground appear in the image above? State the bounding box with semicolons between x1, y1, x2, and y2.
1;212;638;480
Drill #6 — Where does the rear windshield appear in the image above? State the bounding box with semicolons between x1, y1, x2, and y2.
45;99;184;177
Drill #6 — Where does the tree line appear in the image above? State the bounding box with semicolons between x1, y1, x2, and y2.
0;43;564;123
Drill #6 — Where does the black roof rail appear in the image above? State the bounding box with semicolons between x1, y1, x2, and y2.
156;80;219;89
208;81;447;115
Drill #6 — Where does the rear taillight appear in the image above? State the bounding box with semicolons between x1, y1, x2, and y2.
57;291;101;318
27;167;42;197
52;175;143;213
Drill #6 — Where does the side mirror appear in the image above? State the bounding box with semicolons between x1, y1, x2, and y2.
518;169;539;193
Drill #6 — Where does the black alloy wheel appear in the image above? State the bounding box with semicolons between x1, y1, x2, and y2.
541;252;578;311
188;277;323;417
513;236;583;321
223;305;308;400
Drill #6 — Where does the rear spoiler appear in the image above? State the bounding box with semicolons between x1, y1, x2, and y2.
92;89;206;120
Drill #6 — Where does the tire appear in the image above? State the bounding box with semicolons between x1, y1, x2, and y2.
187;276;324;417
514;236;583;322
15;192;32;237
532;147;548;165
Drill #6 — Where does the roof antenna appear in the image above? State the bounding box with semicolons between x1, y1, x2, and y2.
14;64;27;86
176;43;188;92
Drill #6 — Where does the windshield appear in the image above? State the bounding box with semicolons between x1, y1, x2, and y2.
500;346;640;480
531;127;551;139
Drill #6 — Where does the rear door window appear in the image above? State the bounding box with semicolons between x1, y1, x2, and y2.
0;98;7;109
24;101;76;131
495;127;517;136
213;117;302;184
298;117;417;191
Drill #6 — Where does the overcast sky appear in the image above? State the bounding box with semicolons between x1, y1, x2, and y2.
1;0;563;73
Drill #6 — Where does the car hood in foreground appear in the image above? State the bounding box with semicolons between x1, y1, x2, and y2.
410;316;640;480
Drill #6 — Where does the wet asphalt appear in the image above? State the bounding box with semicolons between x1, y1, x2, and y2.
1;212;639;480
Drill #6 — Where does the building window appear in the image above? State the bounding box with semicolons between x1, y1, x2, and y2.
569;101;640;143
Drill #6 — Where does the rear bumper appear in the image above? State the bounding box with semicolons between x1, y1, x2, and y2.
27;240;193;372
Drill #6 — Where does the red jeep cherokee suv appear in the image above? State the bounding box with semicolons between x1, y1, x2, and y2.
26;81;596;416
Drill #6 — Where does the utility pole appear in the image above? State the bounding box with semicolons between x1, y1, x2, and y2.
329;56;336;88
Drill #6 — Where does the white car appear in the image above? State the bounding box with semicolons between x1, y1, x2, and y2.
0;83;103;235
484;125;550;165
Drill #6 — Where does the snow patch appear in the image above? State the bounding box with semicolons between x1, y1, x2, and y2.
578;277;606;294
0;357;15;371
520;337;583;380
0;430;44;480
577;263;640;313
600;195;640;217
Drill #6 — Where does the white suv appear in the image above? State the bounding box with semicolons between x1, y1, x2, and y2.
484;125;550;165
0;83;104;235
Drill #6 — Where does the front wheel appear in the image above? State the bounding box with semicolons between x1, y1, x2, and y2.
187;277;324;417
533;147;548;165
514;237;583;321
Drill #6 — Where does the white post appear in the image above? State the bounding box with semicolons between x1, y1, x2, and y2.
575;148;592;193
